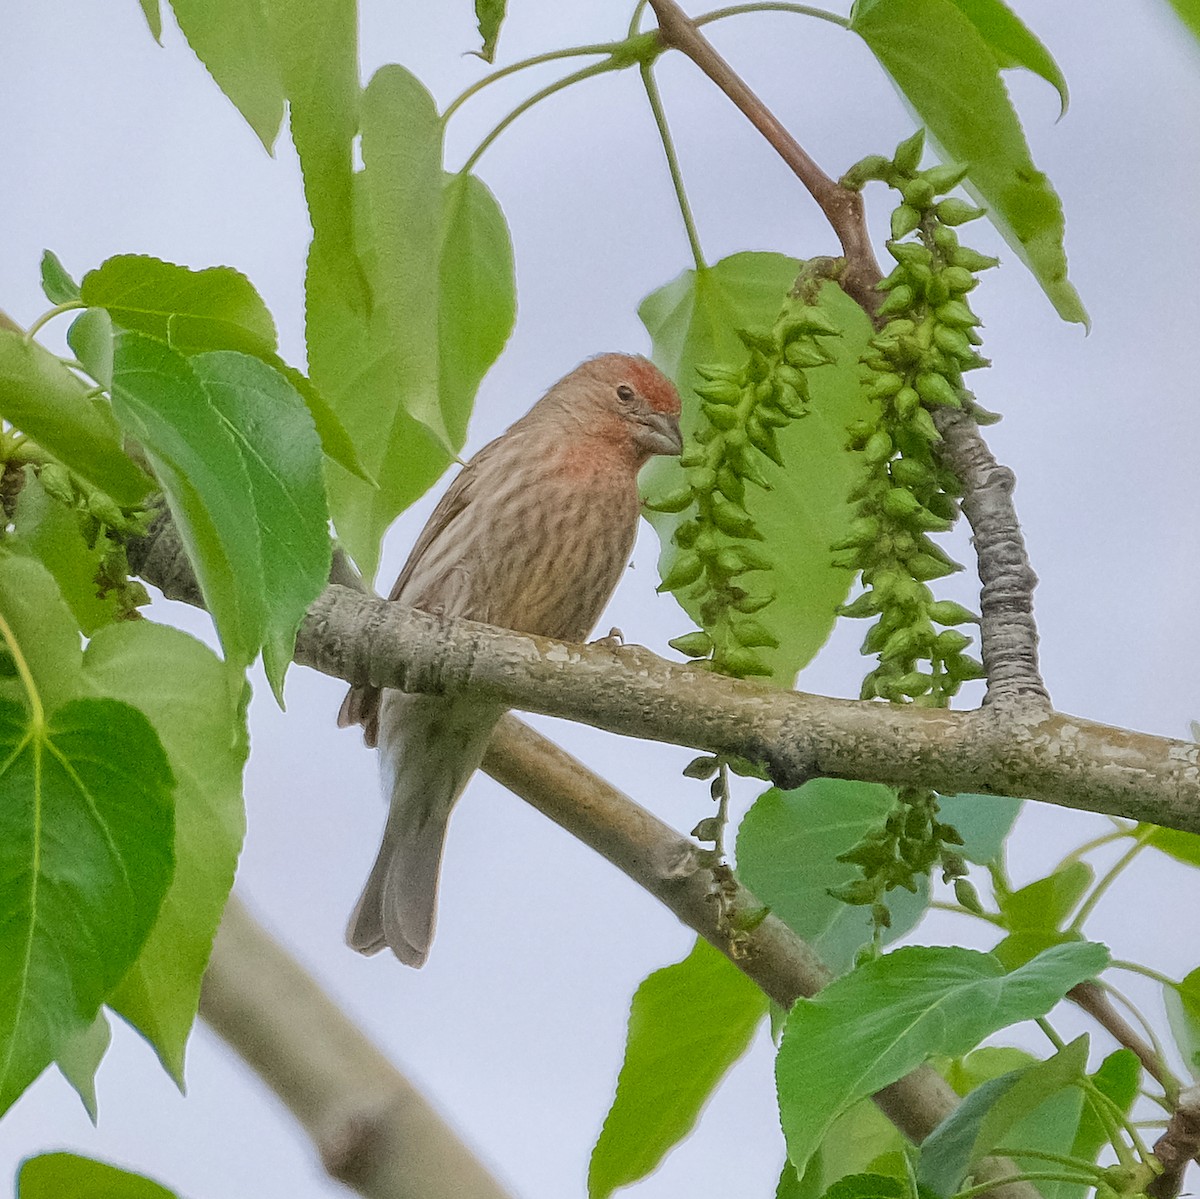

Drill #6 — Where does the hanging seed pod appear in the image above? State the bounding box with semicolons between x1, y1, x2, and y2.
935;198;986;225
644;484;695;513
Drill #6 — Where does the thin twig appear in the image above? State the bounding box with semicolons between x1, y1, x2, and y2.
646;0;882;311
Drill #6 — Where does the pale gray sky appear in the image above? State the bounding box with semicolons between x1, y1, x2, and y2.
1;2;1198;1196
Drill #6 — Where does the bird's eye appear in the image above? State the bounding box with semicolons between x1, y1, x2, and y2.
616;384;636;403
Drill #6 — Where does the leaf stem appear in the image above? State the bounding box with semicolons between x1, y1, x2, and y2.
640;62;706;270
953;1171;1099;1199
0;610;45;728
1068;829;1152;933
23;301;83;345
694;2;849;30
989;1148;1107;1179
1056;826;1136;867
442;41;630;124
1110;960;1181;990
928;899;1004;926
459;59;623;173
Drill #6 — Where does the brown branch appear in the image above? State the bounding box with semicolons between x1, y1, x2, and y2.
200;895;515;1199
1148;1085;1200;1199
1067;981;1170;1091
646;0;883;312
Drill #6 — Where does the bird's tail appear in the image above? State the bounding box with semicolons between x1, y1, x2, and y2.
347;694;502;966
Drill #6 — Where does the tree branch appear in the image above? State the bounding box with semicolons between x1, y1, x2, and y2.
1147;1085;1200;1199
199;895;515;1199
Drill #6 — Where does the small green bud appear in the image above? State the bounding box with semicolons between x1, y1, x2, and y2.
921;161;970;194
88;491;125;527
934;629;972;656
775;363;807;391
846;418;876;450
695;363;738;383
695;380;741;405
691;816;723;842
785;307;841;337
771;383;807;419
940;266;977;294
829;878;879;906
894;385;920;420
888;457;933;489
688;465;717;493
902;177;935;209
927;600;978;626
891;204;922;240
894;670;933;697
38;463;76;506
877;286;916;318
882;486;923;520
909;406;941;442
730;617;780;648
657;552;703;591
712;497;760;539
784;340;836;369
954;878;985;915
924;275;950;307
934;300;981;329
949;245;1000;272
909;507;952;533
946;652;986;681
679;447;706;468
887;241;933;268
915;372;962;408
933;325;972;359
868;373;905;400
881;624;930;664
876;264;909;292
674;521;700;549
932;224;959;253
737;326;776;355
935;197;986;225
892;128;926;174
644;484;695;513
841;153;892;189
732;590;775;613
907;553;955;581
721;646;773;678
703;402;740;430
670;631;714;659
734;543;774;572
837;589;881;619
924;492;958;521
716;466;745;505
748;421;784;467
863;430;893;464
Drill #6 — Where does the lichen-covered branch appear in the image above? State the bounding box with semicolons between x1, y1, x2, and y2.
200;896;516;1199
1148;1085;1200;1199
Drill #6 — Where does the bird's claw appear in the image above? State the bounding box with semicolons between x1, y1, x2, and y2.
590;626;626;651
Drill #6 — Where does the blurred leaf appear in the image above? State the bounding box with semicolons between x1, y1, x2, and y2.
110;331;265;666
918;1036;1088;1196
945;0;1068;116
736;782;929;975
188;351;331;697
40;250;81;304
1161;0;1200;44
439;171;516;446
167;0;285;150
588;939;766;1198
991;861;1091;969
849;0;1087;325
19;1153;177;1199
641;254;875;684
475;0;507;61
1165;967;1200;1079
81;256;277;357
84;622;247;1085
67;309;114;390
0;557;174;1117
10;472;123;634
775;941;1109;1173
0;329;152;505
823;1176;906;1199
1066;1049;1140;1199
936;793;1022;865
54;1012;111;1123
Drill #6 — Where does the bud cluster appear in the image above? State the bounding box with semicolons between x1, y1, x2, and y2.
830;130;1004;931
651;299;843;680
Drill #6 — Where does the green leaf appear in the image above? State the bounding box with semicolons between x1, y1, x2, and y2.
54;1012;111;1123
439;171;517;447
83;622;246;1084
640;255;876;684
944;0;1068;116
936;793;1022;865
0;686;174;1116
775;941;1109;1173
137;0;163;42
1142;822;1200;867
80;255;277;357
40;251;81;304
19;1153;177;1199
187;351;331;698
1165;967;1200;1078
918;1035;1089;1196
1067;1050;1140;1199
735;782;930;975
588;939;766;1198
823;1176;906;1199
849;0;1087;325
10;471;124;635
67;309;114;390
110;330;265;667
992;861;1091;969
167;0;285;151
475;0;507;61
1162;0;1200;45
264;0;362;307
270;359;376;484
0;328;152;505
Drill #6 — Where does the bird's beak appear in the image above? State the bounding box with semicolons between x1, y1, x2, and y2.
636;411;684;457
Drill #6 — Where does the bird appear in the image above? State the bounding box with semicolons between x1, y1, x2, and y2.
338;353;683;965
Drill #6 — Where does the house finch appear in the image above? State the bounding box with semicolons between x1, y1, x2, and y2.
339;354;683;966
